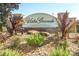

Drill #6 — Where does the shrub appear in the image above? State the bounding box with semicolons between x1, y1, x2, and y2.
59;40;68;50
50;46;71;56
50;40;71;56
0;48;20;56
27;33;44;46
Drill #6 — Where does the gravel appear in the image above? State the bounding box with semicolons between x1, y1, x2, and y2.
26;42;54;56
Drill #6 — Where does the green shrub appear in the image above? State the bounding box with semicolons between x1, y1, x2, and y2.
59;40;68;50
27;33;44;46
50;40;71;56
0;49;20;56
50;46;71;56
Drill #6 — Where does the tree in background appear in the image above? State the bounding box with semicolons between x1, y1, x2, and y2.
0;3;20;31
60;11;70;40
59;11;72;50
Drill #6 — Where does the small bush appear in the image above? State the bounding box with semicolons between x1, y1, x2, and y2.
27;33;44;46
59;40;68;50
50;40;71;56
50;46;71;56
0;48;20;56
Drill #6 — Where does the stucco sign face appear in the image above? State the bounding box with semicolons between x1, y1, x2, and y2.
22;13;58;28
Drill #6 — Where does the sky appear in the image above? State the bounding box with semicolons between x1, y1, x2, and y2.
12;3;79;20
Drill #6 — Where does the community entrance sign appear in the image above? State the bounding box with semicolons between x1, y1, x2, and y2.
23;13;58;28
22;13;60;32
